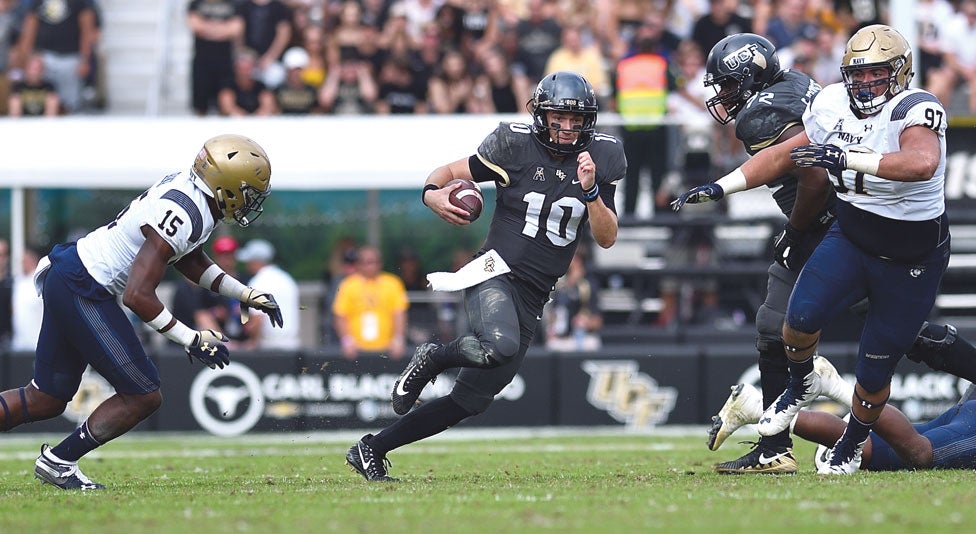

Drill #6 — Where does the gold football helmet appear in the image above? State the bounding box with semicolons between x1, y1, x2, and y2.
192;134;272;227
841;24;914;115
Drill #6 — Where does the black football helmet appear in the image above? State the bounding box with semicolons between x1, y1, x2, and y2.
528;71;598;154
704;34;782;124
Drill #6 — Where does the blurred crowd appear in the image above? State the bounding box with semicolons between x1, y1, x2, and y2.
0;0;971;121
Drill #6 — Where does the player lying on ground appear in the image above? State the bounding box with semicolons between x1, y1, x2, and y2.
710;355;976;472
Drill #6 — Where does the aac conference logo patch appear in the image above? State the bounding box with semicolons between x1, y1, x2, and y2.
189;364;265;436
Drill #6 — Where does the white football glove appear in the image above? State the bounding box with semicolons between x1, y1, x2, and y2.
240;287;283;328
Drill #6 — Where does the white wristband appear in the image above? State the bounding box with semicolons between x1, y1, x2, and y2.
845;150;882;175
217;274;248;300
198;264;223;291
147;308;197;346
715;168;748;195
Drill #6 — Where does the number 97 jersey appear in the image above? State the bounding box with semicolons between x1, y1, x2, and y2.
76;172;219;296
802;83;947;221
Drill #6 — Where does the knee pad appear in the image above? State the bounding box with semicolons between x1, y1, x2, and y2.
452;333;518;369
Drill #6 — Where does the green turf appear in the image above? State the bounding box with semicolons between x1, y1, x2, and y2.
0;431;973;533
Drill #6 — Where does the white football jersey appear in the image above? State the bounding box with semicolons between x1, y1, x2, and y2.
803;83;947;221
76;172;219;296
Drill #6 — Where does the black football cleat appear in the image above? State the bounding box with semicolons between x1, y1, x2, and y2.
391;342;442;415
34;444;105;490
346;435;397;482
714;440;797;475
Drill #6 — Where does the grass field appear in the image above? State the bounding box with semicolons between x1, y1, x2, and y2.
1;428;974;533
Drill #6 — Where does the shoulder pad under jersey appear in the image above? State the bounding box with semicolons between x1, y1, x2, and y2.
736;70;821;155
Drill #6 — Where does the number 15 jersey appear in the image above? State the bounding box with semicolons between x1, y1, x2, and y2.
76;172;219;296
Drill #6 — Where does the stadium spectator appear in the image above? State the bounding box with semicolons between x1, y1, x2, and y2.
187;0;243;116
603;0;651;59
15;0;97;114
375;54;428;114
427;48;481;113
544;25;610;104
614;17;672;218
344;71;624;482
8;54;60;117
296;25;328;89
327;0;376;68
395;247;427;291
674;25;950;476
452;0;497;59
0;238;11;349
545;249;604;351
431;3;465;54
513;0;562;82
690;0;752;59
711;356;976;472
399;0;444;44
320;239;360;345
471;46;527;113
10;245;42;352
240;0;293;88
915;0;955;88
0;0;18;114
925;0;976;115
237;238;301;350
764;0;818;49
274;46;320;114
171;235;249;348
831;0;884;36
319;48;378;114
218;48;277;116
0;134;280;490
332;245;409;360
360;0;391;30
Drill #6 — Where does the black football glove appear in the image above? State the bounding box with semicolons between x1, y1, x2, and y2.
240;287;284;328
186;329;230;370
790;144;847;172
670;183;725;211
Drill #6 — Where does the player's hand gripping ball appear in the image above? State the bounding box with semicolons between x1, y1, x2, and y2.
447;179;484;222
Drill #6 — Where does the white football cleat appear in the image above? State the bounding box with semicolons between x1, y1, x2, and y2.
817;437;865;475
813;355;853;407
758;370;822;436
707;383;764;451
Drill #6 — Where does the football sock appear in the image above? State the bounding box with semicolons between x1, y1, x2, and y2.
787;355;815;384
759;347;792;448
841;412;874;449
51;420;102;463
370;396;472;455
933;328;976;383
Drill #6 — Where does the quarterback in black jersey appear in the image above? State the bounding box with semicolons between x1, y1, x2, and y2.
345;71;625;481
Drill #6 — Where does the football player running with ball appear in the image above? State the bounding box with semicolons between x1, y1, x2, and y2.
673;25;952;475
346;71;625;481
0;134;284;490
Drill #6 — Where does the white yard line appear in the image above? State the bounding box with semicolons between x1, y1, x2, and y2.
0;426;708;461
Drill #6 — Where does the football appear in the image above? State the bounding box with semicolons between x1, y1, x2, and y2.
447;179;484;222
